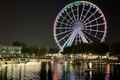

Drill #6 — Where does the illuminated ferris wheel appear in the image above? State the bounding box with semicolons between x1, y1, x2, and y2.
53;1;107;51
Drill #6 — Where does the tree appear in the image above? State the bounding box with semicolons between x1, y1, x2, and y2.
62;43;92;54
111;42;120;56
12;41;32;55
62;42;109;55
90;42;109;55
48;48;59;53
12;41;26;47
38;48;48;56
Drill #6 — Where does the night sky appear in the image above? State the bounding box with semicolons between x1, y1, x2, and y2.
0;0;120;48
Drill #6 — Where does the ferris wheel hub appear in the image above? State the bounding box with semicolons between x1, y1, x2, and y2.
72;21;84;31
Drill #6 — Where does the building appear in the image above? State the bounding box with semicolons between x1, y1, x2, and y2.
0;45;22;54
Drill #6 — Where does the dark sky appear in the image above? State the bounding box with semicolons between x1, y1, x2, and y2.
0;0;120;48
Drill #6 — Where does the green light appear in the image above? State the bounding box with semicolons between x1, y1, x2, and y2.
71;0;96;3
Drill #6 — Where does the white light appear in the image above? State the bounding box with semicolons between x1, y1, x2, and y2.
90;63;92;68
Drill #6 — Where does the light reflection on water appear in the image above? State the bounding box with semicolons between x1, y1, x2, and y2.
0;60;120;80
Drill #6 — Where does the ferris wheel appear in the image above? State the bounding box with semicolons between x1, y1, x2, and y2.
53;1;107;51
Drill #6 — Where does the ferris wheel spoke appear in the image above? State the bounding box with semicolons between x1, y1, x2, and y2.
57;21;72;26
84;15;103;25
56;27;72;30
60;15;73;25
85;23;105;27
75;36;77;45
84;29;104;33
80;3;85;21
61;11;74;25
67;36;74;47
78;34;82;43
68;30;77;46
75;35;78;45
62;30;76;48
79;31;88;43
65;10;75;24
84;33;93;43
81;5;92;22
56;30;72;36
59;14;66;21
71;6;77;22
83;8;99;23
58;32;71;42
84;31;101;40
77;5;79;21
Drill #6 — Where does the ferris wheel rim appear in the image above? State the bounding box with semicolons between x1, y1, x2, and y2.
53;1;107;50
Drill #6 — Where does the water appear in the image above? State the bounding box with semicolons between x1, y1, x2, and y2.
0;60;120;80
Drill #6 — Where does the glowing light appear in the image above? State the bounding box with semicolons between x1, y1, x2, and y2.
89;62;92;69
69;64;75;80
105;64;110;80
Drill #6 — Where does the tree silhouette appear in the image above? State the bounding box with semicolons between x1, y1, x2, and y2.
111;42;120;56
62;42;109;55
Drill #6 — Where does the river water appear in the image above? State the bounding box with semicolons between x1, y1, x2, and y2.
0;60;120;80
